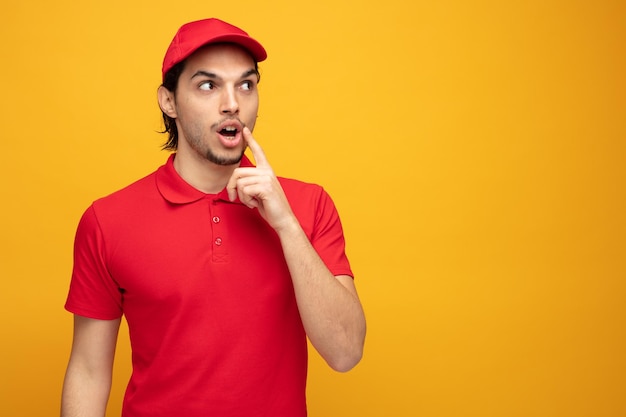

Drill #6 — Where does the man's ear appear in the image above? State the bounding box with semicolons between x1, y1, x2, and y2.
158;86;178;118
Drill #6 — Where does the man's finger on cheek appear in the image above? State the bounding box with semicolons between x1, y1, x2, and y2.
243;127;269;168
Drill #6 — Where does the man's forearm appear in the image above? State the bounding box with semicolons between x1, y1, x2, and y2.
61;365;112;417
277;220;366;372
61;316;119;417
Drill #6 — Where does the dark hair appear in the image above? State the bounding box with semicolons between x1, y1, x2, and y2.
160;54;260;151
160;60;186;151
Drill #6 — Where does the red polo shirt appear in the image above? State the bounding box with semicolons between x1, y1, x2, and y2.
65;154;353;417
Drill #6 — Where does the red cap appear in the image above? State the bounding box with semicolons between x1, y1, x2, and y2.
162;18;267;80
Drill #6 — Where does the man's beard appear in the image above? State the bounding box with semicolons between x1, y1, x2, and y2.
205;147;245;166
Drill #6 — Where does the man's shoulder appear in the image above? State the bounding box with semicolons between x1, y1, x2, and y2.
74;166;162;240
278;176;323;194
278;176;328;203
91;167;160;212
278;176;339;221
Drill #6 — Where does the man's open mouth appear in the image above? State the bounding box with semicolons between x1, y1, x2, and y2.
219;126;239;137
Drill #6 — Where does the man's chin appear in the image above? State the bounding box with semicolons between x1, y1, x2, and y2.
206;149;245;166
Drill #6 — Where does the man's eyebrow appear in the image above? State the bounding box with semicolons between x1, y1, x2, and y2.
191;70;219;80
190;69;259;80
241;69;260;80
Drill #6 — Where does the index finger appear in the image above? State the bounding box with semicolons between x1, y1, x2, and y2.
243;127;270;168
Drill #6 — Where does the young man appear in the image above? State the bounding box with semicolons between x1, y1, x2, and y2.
61;18;365;417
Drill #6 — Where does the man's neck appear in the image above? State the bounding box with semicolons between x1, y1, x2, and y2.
172;150;239;194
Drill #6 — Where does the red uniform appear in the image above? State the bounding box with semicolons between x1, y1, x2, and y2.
65;154;352;416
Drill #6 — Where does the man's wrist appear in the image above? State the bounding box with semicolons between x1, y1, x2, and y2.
273;215;303;239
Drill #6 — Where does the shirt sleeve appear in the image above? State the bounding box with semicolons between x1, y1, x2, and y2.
310;188;354;278
64;204;123;319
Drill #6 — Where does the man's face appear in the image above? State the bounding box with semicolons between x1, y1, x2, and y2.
170;43;260;166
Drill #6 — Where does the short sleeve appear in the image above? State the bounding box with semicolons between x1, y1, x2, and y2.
310;189;354;278
64;205;123;319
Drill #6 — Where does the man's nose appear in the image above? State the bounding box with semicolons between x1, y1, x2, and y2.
220;87;239;114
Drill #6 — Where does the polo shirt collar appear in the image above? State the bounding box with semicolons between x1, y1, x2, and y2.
156;153;254;204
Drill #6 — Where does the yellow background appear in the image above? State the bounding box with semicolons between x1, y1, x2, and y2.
1;0;624;416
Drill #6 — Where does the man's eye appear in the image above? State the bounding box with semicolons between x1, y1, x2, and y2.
199;81;214;91
241;81;253;91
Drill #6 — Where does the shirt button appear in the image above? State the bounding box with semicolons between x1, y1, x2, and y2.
214;237;223;246
212;216;220;224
